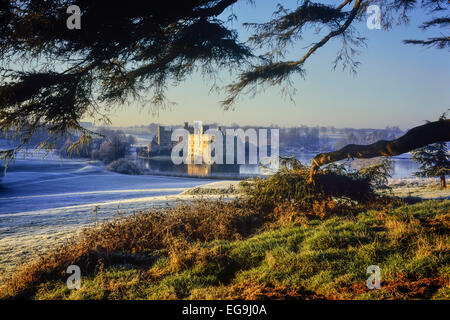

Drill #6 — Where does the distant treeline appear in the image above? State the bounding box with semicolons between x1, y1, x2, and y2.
278;125;403;152
59;128;137;164
1;124;404;157
0;127;68;149
0;127;137;164
332;126;404;150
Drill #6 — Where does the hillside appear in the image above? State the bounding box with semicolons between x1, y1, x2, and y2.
1;168;448;300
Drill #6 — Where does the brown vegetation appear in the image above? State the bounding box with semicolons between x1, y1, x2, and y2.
0;166;448;300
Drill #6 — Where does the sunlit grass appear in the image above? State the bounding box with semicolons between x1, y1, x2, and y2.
2;199;446;300
1;168;448;300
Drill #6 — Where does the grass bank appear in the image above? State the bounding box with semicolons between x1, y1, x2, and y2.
1;167;448;300
1;198;448;300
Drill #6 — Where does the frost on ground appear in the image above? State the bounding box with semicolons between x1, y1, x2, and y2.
0;155;216;283
0;151;447;284
0;191;228;283
0;193;226;283
382;178;450;200
181;181;241;195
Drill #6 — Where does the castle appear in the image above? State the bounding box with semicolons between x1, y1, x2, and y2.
147;122;221;160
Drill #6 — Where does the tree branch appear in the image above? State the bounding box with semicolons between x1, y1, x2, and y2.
309;119;450;183
194;0;239;18
403;36;450;49
336;0;353;11
222;0;361;108
294;0;361;66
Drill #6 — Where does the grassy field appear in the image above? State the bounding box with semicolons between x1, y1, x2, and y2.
0;198;448;300
1;168;449;300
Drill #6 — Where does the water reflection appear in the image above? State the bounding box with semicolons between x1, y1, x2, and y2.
139;158;241;178
139;153;420;179
390;157;421;178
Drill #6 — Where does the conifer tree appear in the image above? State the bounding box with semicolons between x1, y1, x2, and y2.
412;113;450;189
0;0;448;171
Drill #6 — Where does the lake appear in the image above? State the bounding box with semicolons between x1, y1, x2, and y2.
140;152;421;179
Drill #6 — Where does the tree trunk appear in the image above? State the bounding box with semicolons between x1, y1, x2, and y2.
441;175;447;189
308;119;450;183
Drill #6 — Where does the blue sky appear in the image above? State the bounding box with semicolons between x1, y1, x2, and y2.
105;1;450;130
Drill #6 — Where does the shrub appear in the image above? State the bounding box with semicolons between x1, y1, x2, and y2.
357;158;393;189
106;158;143;175
240;165;379;215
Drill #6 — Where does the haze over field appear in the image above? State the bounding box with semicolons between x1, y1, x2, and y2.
0;152;218;277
